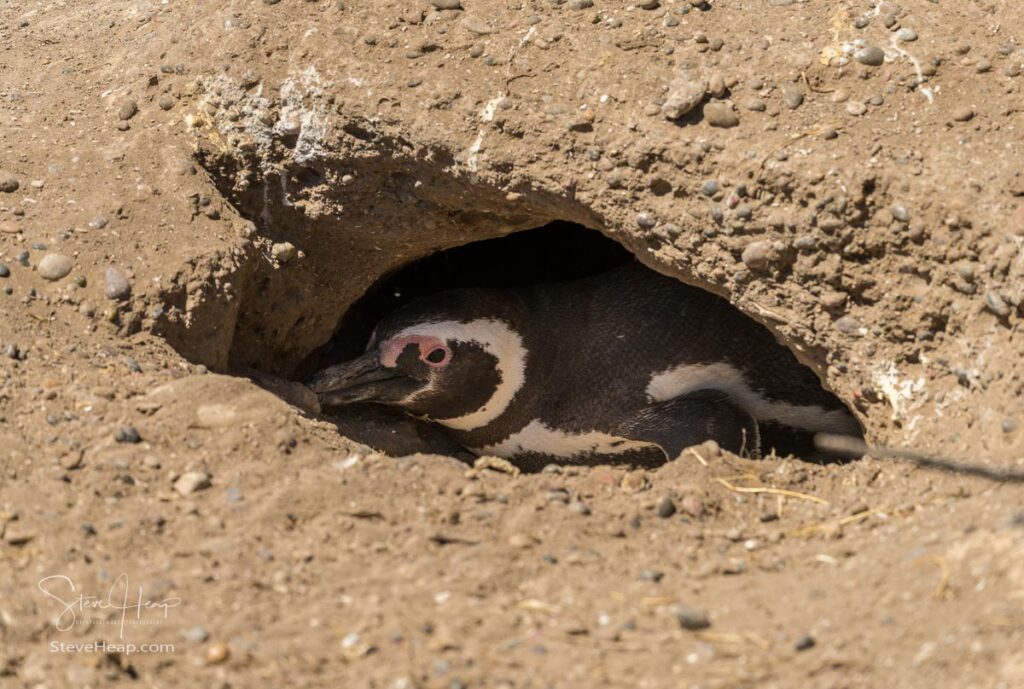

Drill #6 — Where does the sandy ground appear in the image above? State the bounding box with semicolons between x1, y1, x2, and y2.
1;1;1023;687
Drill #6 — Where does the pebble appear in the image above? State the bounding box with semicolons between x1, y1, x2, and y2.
88;215;109;230
896;27;918;42
703;102;738;128
655;497;677;518
460;16;493;35
975;58;992;73
1003;418;1018;433
174;471;212;496
846;101;867;116
158;94;175;111
795;634;817;651
569;0;594;8
272;241;297;263
781;85;804;109
662;71;707;120
672;604;711;630
700;179;720;196
834;316;861;334
891;204;910;222
984;291;1010;317
37;253;74;281
741;240;771;270
0;173;18;193
104;266;131;300
205;642;229;665
636;213;656;230
0;263;8;278
115;426;142;443
639;570;664;582
744;97;767;112
118;99;138;120
182;626;210;643
856;46;886;67
469;44;484;58
430;0;462;9
952;106;974;122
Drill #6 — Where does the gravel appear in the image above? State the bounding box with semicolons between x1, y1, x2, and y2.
174;471;212;496
655;497;677;518
115;426;142;443
741;240;771;270
781;85;804;109
118;99;138;120
672;604;711;630
0;263;9;278
856;46;886;66
891;204;910;222
703;102;738;128
0;173;18;193
795;634;817;651
952;106;975;122
896;28;918;42
37;253;74;281
104;266;131;300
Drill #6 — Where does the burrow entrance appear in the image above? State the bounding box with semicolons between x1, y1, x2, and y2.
284;221;862;463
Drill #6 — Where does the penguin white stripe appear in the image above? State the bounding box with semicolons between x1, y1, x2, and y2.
478;419;655;459
646;362;859;435
393;318;526;431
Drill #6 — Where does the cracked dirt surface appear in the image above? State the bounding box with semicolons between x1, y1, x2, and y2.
1;1;1023;687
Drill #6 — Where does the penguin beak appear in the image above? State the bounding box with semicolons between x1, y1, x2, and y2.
305;351;418;406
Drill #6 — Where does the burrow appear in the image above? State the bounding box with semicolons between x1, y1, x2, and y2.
150;134;864;462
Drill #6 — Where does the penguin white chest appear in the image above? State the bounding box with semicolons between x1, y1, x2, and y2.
477;419;654;459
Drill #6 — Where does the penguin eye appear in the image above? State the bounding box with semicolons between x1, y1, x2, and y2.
424;347;449;365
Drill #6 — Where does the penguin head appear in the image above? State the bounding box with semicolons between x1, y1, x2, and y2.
306;299;527;428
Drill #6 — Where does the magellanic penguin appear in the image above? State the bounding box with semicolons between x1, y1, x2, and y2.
306;262;862;471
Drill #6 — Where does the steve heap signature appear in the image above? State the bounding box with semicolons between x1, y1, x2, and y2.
38;574;182;639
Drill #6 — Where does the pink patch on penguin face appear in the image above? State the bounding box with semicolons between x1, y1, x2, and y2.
380;334;451;369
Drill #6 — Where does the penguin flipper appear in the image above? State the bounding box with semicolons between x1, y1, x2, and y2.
619;389;761;462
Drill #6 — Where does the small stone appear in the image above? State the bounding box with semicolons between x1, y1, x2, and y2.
896;27;918;42
820;291;848;310
115;426;142;444
700;179;719;196
741;240;771;271
822;128;839;140
226;487;243;502
430;0;462;9
639;570;664;582
104;266;131;300
891;204;910;222
183;626;210;643
3;525;35;546
88;215;109;230
834;316;861;334
952;106;975;122
655;497;676;519
272;241;297;263
0;263;8;278
158;94;175;111
569;0;594;8
707;73;726;99
0;173;18;193
638;0;660;8
795;634;816;651
672;604;711;631
743;97;767;112
460;16;493;35
984;291;1010;317
846;101;867;116
174;471;212;496
205;642;229;665
636;213;656;229
662;71;707;120
781;85;804;109
118;99;138;120
703;102;738;128
469;44;484;58
679;493;705;519
856;46;885;67
37;253;74;281
1003;418;1018;433
975;58;992;73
